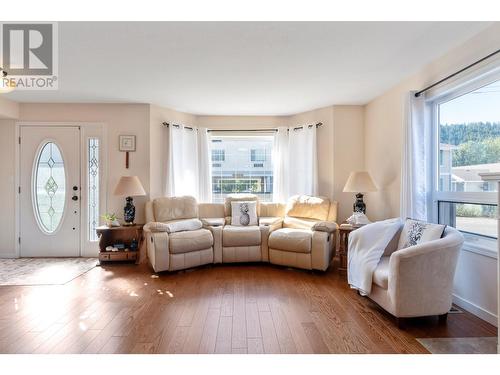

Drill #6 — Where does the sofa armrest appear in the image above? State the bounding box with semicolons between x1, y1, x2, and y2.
259;217;283;262
143;221;171;233
145;230;170;272
259;216;283;228
201;218;225;227
311;230;335;271
144;219;202;234
312;220;338;233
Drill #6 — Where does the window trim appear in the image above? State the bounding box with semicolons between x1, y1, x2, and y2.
429;70;500;256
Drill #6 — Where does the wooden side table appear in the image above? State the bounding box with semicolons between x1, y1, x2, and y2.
338;223;358;275
96;225;144;264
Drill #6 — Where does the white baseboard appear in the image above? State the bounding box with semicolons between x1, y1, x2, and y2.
0;253;18;259
453;293;498;327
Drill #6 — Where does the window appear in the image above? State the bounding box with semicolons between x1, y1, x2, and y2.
210;135;274;203
211;149;225;162
88;138;100;241
432;78;500;243
438;201;497;239
250;148;266;162
34;142;66;233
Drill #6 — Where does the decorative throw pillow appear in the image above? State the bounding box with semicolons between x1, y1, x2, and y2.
231;201;258;226
397;218;446;249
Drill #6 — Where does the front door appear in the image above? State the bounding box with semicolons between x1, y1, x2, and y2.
19;126;81;257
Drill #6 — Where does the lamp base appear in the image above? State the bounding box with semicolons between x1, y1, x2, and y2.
353;193;366;214
124;196;136;225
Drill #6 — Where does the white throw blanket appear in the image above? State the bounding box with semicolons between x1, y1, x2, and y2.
348;218;402;295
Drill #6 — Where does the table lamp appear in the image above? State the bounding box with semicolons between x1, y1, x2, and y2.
343;171;377;214
113;176;146;225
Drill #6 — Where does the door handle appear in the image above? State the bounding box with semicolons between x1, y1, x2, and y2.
72;196;78;201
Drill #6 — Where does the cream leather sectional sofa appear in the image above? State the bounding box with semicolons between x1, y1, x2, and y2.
144;194;338;272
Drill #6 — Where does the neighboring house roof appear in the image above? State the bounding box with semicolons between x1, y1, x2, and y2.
452;162;500;182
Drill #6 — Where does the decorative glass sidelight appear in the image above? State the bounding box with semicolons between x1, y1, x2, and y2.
88;138;100;241
34;142;66;233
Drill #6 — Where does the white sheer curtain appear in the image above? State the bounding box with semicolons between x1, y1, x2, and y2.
400;92;432;220
289;125;318;196
273;124;318;201
272;127;289;202
198;128;212;202
164;125;212;202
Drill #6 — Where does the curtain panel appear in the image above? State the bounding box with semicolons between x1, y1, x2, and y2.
164;125;212;202
273;125;318;202
400;92;433;220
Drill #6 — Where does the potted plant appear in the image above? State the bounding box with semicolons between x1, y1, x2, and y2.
102;213;120;227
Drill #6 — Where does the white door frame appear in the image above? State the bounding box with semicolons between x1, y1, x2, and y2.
15;122;108;258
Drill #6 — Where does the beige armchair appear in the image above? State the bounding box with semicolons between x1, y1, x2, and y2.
144;196;214;272
369;225;464;324
268;195;338;271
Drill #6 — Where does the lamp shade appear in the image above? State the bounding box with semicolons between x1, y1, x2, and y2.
343;171;377;193
113;176;146;197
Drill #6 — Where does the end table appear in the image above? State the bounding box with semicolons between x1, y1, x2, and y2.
96;224;144;264
338;223;359;275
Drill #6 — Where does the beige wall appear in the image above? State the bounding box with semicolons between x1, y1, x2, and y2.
0;119;16;256
332;106;365;222
0;96;19;119
364;23;500;221
197;115;289;129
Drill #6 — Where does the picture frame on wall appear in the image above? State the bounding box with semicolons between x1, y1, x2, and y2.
119;135;136;152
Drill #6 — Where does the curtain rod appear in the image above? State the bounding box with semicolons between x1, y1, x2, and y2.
414;47;500;98
162;122;323;131
162;122;195;130
208;122;323;132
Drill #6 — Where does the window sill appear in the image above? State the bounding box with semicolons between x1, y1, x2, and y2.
461;234;498;259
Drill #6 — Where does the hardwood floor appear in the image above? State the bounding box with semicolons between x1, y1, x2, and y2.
0;261;496;354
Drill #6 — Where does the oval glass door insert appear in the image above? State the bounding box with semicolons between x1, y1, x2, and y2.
34;142;66;233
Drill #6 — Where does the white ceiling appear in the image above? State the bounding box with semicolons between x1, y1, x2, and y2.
5;22;492;115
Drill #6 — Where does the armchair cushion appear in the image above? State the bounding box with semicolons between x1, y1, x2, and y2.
223;225;261;247
169;229;213;254
285;195;330;221
144;218;202;233
153;196;198;222
397;218;446;250
312;221;338;233
268;228;311;253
